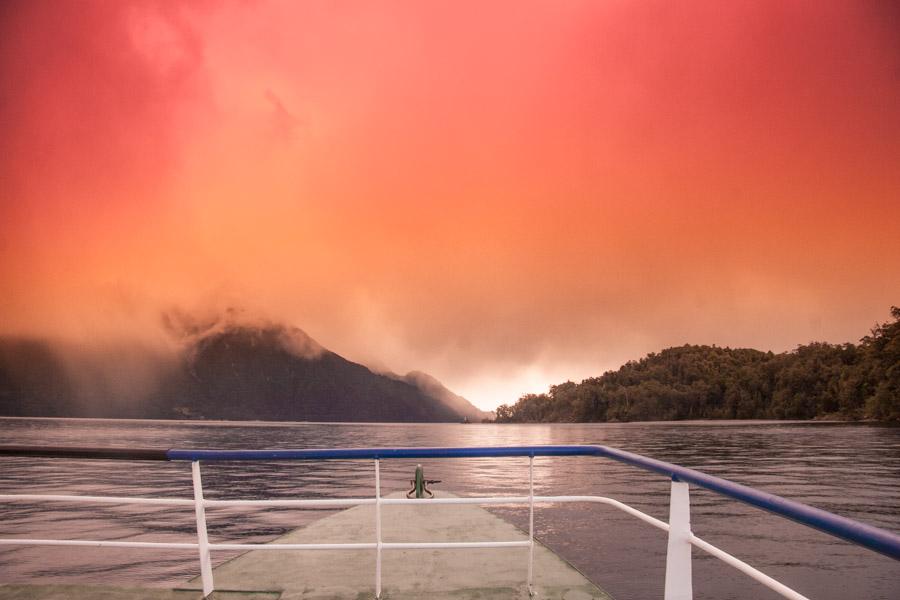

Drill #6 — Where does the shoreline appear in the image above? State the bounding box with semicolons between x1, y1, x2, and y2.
0;415;895;427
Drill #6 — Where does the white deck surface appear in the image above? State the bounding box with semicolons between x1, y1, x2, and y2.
1;492;612;600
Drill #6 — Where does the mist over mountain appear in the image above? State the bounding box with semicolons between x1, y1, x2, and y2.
382;370;486;423
0;314;486;423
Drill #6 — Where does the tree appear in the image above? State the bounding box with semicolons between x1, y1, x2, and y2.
494;308;900;423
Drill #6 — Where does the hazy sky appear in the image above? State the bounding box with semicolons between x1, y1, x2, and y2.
2;1;899;410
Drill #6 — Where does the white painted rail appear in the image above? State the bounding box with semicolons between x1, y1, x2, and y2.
0;462;812;599
7;444;894;600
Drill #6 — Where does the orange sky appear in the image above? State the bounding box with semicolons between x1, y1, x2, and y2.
2;1;899;410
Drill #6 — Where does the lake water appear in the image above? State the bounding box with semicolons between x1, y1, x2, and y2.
0;418;897;599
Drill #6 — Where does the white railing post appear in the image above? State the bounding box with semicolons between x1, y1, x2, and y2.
375;458;382;599
191;461;214;598
664;479;693;600
527;455;535;596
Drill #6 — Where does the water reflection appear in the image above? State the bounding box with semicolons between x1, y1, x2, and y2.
0;419;898;599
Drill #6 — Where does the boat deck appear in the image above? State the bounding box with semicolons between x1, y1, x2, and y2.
0;492;611;599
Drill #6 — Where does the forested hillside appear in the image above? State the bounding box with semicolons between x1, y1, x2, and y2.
495;307;900;423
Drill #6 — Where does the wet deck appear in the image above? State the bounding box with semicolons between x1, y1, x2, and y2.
0;492;612;599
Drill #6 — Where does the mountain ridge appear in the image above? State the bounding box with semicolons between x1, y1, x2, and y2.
0;323;486;423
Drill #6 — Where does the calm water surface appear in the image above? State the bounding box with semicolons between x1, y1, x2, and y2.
0;418;898;599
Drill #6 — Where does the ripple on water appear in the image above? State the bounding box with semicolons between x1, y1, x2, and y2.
0;418;898;600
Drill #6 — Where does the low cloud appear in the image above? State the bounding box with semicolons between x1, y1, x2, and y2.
161;306;324;361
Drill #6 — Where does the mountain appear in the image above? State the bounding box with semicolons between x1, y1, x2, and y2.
0;323;484;423
391;370;488;422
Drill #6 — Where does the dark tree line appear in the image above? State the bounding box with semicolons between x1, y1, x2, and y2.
494;307;900;423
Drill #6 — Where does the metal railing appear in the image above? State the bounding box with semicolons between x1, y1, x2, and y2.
1;444;899;600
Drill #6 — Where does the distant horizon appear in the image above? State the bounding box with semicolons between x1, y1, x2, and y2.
2;305;896;412
0;414;862;427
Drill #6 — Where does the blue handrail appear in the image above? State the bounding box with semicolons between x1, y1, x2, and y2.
165;444;900;561
3;443;898;561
